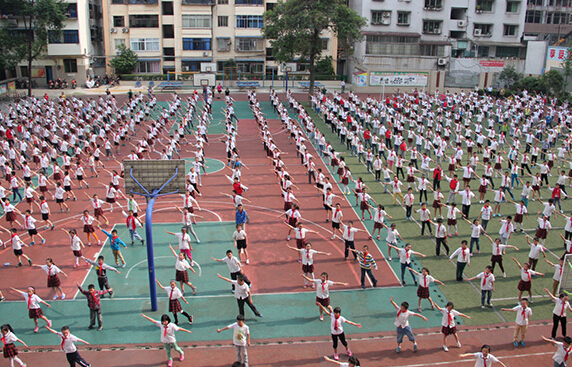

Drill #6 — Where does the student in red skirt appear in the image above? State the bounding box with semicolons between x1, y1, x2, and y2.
3;198;22;229
78;210;101;246
355;187;376;221
282;203;301;241
156;279;193;325
10;286;52;333
302;272;348;321
84;192;109;226
168;244;197;295
288;243;331;288
409;267;445;312
511;257;545;302
432;301;471;352
0;324;28;367
33;258;68;300
285;222;319;262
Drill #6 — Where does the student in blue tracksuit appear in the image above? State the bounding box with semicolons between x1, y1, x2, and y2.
98;225;128;268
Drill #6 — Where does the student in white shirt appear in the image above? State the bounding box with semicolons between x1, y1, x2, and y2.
460;345;507;367
546;257;565;296
501;298;532;347
287;243;330;288
217;314;250;367
542;335;572;367
44;325;91;367
466;265;495;309
212;249;251;292
525;235;546;271
449;240;471;281
141;314;191;365
316;304;362;361
390;296;427;353
432;301;471;352
512;257;545;302
545;289;572;340
302;271;349;321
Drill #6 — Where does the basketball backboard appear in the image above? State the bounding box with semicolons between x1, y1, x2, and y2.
123;159;186;196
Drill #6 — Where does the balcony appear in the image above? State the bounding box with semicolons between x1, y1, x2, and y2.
181;0;214;4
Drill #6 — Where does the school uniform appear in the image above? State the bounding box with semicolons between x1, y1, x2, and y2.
552;298;571;339
417;274;435;299
342;225;359;260
511;305;532;343
517;268;537;292
440;308;460;336
58;332;90;367
330;313;349;350
222;255;250;290
83;258;117;296
398;248;417;285
1;331;19;359
552;341;572;367
314;279;334;307
231;280;261;317
395;309;416;344
450;247;470;281
41;264;62;288
22;292;45;319
476;272;495;306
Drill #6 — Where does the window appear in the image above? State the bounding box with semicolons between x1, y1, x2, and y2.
162;1;173;15
476;0;494;12
424;0;442;9
397;11;410;25
163;24;174;38
548;12;569;24
266;3;275;11
236;15;263;28
111;0;125;4
525;10;542;23
182;14;211;28
474;23;492;36
423;20;442;34
130;38;160;51
218;15;228;27
366;35;419;55
182;61;202;72
420;44;445;56
477;46;489;57
320;38;328;50
236;37;263;51
371;11;391;25
503;24;518;36
217;0;228;3
114;39;125;49
163;47;175;61
182;38;211;50
217;38;231;51
66;3;77;18
135;61;161;74
129;15;159;28
128;0;158;3
266;47;274;60
236;0;263;4
113;16;124;27
63;59;77;73
20;66;29;78
236;61;263;73
63;30;79;43
528;0;542;5
506;1;519;12
496;46;520;58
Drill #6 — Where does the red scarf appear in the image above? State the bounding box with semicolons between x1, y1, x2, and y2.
334;315;340;331
482;274;489;287
164;325;168;337
61;335;67;350
170;288;174;300
566;346;572;362
27;294;32;310
423;275;427;288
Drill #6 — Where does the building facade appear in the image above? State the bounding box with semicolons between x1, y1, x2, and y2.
101;0;338;78
347;0;528;89
524;0;572;45
2;0;104;87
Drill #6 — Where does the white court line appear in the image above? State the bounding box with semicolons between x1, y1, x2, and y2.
389;352;553;367
125;255;171;279
139;206;222;222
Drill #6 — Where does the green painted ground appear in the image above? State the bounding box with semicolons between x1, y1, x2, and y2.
300;101;568;326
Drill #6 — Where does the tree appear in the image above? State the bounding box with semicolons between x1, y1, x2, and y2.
561;46;572;89
315;56;335;76
543;69;564;95
0;0;67;96
262;0;366;95
109;44;138;76
498;65;521;90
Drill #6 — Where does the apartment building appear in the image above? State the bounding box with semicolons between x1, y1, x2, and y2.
524;0;572;45
2;0;104;86
101;0;338;77
346;0;527;88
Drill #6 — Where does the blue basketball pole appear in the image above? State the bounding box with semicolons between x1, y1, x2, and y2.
128;167;180;311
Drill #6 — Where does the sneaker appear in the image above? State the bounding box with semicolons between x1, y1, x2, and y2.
396;346;401;353
388;256;392;261
414;343;418;352
188;315;193;324
195;239;200;244
443;345;449;352
455;232;458;236
167;360;173;367
53;295;58;300
256;313;263;317
73;264;78;268
377;236;380;240
17;262;22;268
513;341;519;347
503;272;506;278
121;263;126;268
97;326;103;331
87;326;95;330
457;342;462;348
28;259;32;266
333;353;339;361
418;307;422;312
481;305;485;309
373;280;378;287
347;349;352;357
520;341;525;347
34;326;39;333
179;354;185;362
297;259;302;263
331;235;336;240
320;315;324;321
246;259;250;264
0;297;4;302
29;241;34;246
61;294;66;300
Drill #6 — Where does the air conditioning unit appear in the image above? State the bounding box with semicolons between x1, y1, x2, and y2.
457;20;466;28
474;28;482;36
382;12;390;18
110;28;117;33
202;51;210;57
381;18;391;25
183;66;189;71
437;58;447;66
122;27;129;33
